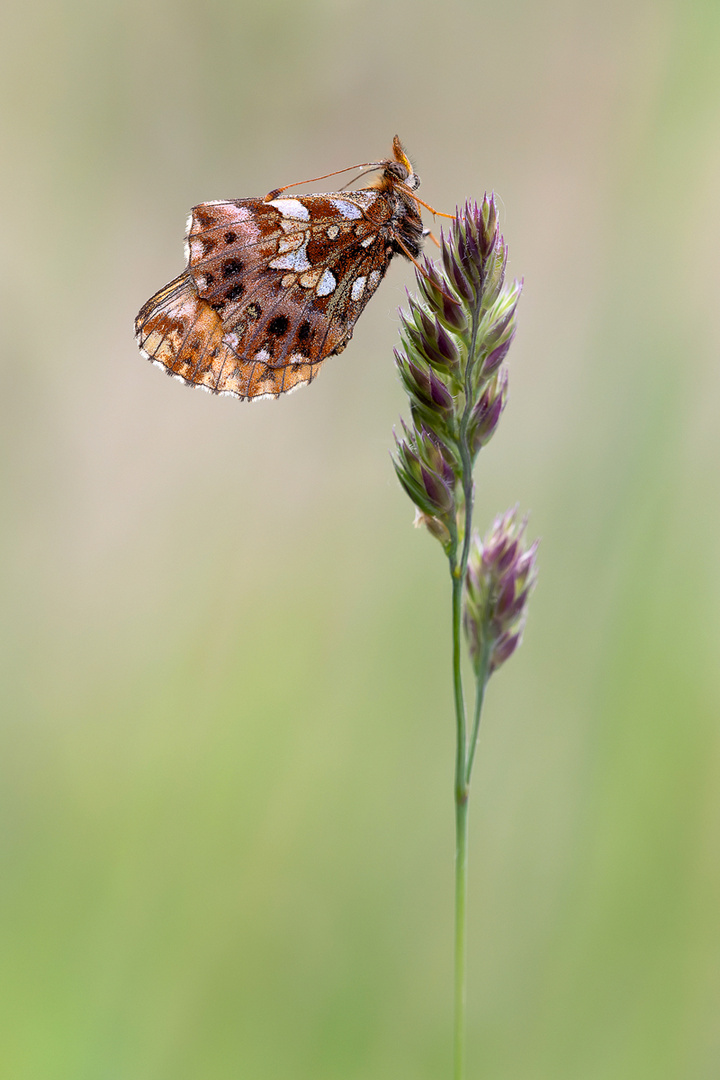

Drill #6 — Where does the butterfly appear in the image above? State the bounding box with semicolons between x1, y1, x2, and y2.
134;137;430;401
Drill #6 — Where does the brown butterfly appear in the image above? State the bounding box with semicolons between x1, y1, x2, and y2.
135;137;432;401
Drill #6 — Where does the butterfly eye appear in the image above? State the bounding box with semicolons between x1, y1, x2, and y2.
386;161;409;181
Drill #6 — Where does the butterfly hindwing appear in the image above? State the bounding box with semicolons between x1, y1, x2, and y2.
135;272;323;399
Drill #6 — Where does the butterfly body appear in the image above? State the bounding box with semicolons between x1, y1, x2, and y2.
135;137;424;400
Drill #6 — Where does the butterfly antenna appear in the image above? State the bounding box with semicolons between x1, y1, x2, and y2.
338;166;384;191
264;162;384;201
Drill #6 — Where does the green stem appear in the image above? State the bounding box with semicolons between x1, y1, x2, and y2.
451;570;467;791
465;642;491;788
454;792;469;1080
451;563;468;1080
450;446;475;1080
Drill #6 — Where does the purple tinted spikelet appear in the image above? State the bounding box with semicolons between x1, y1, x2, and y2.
393;423;457;535
463;509;539;674
468;370;508;455
391;198;523;549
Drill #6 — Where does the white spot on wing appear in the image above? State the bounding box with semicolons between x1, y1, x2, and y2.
360;234;375;248
269;240;312;272
368;270;382;290
316;269;336;296
330;198;363;220
351;275;366;301
326;224;340;239
268;198;310;220
255;348;271;362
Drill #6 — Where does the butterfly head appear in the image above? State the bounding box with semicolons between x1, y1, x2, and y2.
368;135;421;194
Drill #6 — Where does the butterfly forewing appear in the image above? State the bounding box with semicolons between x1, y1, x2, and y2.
135;140;423;400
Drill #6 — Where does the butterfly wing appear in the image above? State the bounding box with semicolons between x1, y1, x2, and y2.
135;270;323;400
136;190;409;400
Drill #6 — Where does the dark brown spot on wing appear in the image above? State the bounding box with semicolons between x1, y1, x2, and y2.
222;259;243;278
268;315;289;336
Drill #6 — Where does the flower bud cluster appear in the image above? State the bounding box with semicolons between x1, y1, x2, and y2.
392;198;522;551
463;509;538;674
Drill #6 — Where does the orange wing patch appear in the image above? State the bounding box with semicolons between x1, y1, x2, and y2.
135;272;322;400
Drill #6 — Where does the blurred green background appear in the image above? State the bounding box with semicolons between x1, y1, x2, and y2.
1;0;719;1077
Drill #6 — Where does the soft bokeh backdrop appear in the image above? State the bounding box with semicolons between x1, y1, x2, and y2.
2;0;719;1077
